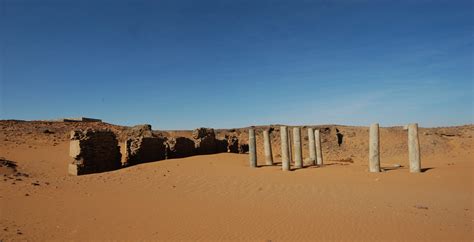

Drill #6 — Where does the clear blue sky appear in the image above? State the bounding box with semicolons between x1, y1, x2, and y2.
1;0;472;129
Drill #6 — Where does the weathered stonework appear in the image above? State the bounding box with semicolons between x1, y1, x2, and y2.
408;123;421;173
307;128;316;165
192;128;218;155
225;134;239;153
315;129;324;166
165;137;196;159
263;130;273;165
249;128;257;168
293;127;303;169
216;139;229;153
68;129;121;175
369;123;381;173
122;136;166;166
238;143;249;154
124;124;154;138
280;126;290;171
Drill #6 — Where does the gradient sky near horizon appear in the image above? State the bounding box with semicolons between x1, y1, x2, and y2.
1;0;473;129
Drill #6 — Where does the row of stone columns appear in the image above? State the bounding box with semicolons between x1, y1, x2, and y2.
369;123;421;173
307;128;324;166
249;123;421;173
248;126;324;171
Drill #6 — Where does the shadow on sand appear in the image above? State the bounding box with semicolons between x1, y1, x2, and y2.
420;167;434;173
381;166;434;173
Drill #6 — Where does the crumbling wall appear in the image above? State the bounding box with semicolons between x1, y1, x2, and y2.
125;124;153;138
68;129;121;175
220;131;248;154
118;124;154;141
225;134;239;153
122;137;166;166
165;137;196;159
192;128;218;154
68;125;251;176
238;143;249;153
216;139;228;153
119;124;167;166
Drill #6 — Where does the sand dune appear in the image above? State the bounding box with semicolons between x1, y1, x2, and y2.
0;121;472;240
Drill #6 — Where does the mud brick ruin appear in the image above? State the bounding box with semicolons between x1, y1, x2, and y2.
165;137;195;159
117;124;165;166
68;124;250;175
68;129;122;175
122;136;167;166
192;127;220;154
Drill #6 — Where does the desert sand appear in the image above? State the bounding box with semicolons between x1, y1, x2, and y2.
1;121;473;241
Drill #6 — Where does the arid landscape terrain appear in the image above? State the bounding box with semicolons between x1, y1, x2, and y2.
0;120;473;240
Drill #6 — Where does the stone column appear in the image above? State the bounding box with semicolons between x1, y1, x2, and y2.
408;123;421;173
293;127;303;169
263;130;273;166
315;129;323;166
288;128;292;164
280;126;290;171
249;128;257;168
308;128;316;165
369;123;380;172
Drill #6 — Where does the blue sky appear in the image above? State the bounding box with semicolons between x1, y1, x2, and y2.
1;0;472;129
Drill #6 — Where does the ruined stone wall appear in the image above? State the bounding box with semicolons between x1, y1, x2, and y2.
122;137;166;166
192;128;218;154
67;125;248;176
215;130;248;154
165;137;196;159
225;134;239;153
69;129;121;175
191;127;232;154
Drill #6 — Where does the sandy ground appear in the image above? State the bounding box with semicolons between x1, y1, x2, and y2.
0;123;473;241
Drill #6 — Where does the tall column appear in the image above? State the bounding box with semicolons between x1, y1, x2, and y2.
280;126;290;171
308;128;316;165
249;128;257;168
293;127;303;169
263;130;273;166
315;129;323;166
408;123;421;173
288;128;292;164
369;123;380;172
